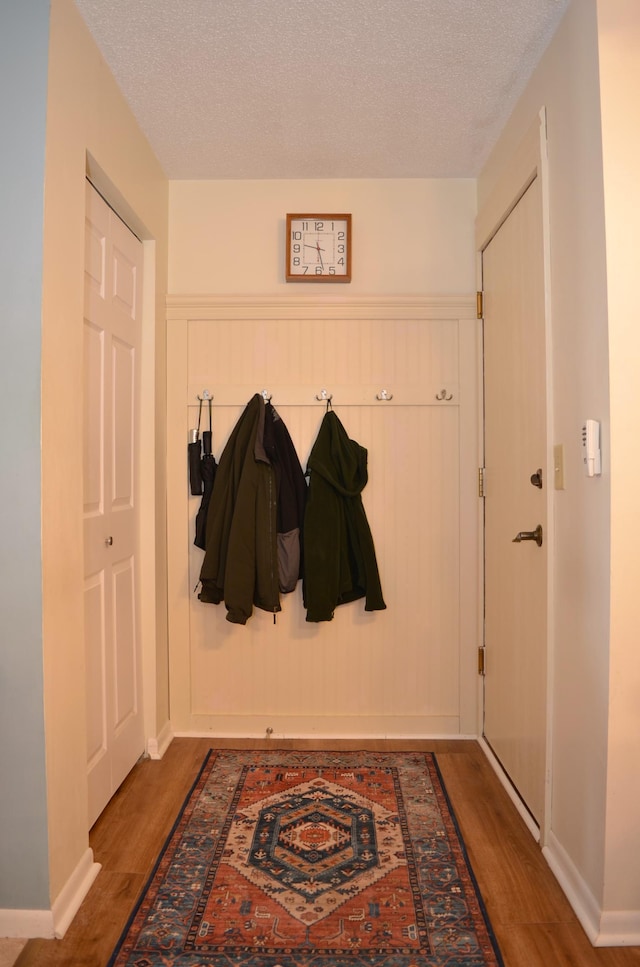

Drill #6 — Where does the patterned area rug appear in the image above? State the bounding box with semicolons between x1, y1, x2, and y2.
108;750;503;967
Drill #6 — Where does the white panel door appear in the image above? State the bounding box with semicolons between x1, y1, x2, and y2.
482;175;548;826
83;181;144;827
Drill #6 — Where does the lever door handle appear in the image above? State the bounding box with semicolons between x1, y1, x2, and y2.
512;525;543;547
530;468;543;489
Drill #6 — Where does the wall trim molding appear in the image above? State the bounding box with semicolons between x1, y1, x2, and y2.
166;294;477;320
596;910;640;948
52;847;101;939
147;720;174;760
0;907;54;940
173;729;479;741
543;831;640;947
0;849;100;940
542;830;601;944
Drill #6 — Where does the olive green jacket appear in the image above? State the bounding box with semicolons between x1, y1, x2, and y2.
199;394;279;624
303;410;386;622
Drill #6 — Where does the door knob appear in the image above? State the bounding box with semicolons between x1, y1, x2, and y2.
512;525;543;546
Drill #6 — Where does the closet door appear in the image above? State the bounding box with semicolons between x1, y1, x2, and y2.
83;182;144;827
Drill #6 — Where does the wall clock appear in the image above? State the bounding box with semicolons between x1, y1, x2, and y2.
286;213;351;282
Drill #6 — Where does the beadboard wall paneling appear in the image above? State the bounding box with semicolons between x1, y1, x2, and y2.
167;297;481;738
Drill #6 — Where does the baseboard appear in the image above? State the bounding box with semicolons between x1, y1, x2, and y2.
171;713;475;738
147;720;174;760
477;737;540;842
172;729;479;741
543;832;640;947
542;830;601;943
596;910;640;947
0;907;54;939
52;847;101;939
0;849;100;940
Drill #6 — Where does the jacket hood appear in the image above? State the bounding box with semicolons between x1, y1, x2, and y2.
307;411;368;496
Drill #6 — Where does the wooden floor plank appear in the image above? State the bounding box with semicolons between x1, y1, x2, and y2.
436;750;576;925
496;923;640;967
14;739;640;967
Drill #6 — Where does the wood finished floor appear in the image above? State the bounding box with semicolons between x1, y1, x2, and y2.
16;738;640;967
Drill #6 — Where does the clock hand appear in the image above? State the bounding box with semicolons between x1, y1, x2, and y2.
303;242;325;267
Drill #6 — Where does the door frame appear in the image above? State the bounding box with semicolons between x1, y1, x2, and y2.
475;109;555;844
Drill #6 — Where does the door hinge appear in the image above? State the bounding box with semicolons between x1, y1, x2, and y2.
478;466;486;498
478;646;486;676
476;290;484;319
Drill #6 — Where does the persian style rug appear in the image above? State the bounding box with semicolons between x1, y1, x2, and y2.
108;750;503;967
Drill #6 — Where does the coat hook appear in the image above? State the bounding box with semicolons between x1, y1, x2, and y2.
315;389;333;402
376;389;394;401
435;389;453;401
261;389;272;402
197;389;213;401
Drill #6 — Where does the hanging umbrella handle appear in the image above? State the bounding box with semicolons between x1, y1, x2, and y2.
201;399;212;455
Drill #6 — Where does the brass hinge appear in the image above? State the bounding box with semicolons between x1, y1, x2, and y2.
476;290;484;318
478;467;485;498
478;646;486;676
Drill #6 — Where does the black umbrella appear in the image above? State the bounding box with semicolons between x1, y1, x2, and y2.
188;398;204;496
194;399;217;550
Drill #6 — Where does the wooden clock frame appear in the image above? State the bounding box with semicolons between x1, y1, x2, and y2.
286;213;352;283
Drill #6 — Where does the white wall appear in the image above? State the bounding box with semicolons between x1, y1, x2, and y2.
39;0;169;922
169;179;476;295
596;0;640;924
0;0;51;914
480;0;640;941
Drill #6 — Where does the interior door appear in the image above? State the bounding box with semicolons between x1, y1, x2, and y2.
83;181;144;828
482;174;548;827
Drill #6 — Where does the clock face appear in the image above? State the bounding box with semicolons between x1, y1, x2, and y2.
286;214;351;282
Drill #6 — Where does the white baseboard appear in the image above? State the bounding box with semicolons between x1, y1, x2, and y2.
542;830;601;943
170;713;477;739
543;832;640;947
172;729;479;741
0;849;100;940
477;737;540;841
147;720;174;760
0;907;54;939
52;848;101;939
596;910;640;947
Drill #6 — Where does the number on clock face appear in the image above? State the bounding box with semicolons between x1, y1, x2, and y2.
286;214;351;282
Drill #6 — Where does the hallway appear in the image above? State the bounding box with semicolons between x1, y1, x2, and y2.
15;739;640;967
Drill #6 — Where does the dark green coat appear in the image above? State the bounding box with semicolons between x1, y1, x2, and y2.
303;410;386;622
199;394;279;624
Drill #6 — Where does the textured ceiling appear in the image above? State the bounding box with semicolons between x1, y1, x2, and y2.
73;0;569;180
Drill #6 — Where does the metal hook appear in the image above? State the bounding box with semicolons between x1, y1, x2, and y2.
261;389;272;402
315;389;333;403
435;389;453;401
197;389;213;401
375;389;394;401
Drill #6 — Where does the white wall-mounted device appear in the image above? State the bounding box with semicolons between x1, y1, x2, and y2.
581;419;601;477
